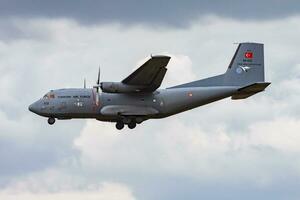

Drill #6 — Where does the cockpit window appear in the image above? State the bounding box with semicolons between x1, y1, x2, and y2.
43;92;55;99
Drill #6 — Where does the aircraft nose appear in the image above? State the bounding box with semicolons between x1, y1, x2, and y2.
28;103;37;113
28;104;33;112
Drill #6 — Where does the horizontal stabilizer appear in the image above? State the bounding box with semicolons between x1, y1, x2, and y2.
232;82;271;100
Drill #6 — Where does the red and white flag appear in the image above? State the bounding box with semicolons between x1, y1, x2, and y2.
244;51;253;59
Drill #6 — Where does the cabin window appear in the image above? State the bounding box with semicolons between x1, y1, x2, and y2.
58;96;71;98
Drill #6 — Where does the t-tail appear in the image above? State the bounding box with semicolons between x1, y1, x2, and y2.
170;42;271;99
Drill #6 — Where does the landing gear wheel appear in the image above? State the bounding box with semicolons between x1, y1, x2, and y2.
48;117;55;125
128;122;136;129
116;122;124;130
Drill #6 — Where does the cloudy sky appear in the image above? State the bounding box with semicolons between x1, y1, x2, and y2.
1;0;300;199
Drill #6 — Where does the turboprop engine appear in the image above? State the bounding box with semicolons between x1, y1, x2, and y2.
100;82;145;93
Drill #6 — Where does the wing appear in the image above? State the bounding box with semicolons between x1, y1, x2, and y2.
122;55;171;92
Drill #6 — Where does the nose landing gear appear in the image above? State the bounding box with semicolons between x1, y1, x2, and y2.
48;117;56;125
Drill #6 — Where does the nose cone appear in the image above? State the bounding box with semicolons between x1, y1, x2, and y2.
28;103;37;114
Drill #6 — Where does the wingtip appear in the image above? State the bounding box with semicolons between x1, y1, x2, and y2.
151;55;171;59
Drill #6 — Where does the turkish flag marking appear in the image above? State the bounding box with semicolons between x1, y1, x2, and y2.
244;52;253;59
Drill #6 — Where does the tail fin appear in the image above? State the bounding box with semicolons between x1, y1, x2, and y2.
169;42;270;90
224;42;265;86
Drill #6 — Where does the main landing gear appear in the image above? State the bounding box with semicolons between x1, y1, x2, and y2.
48;117;56;125
116;121;125;130
128;121;136;129
115;119;138;130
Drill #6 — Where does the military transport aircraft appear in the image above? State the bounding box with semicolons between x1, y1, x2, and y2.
29;43;270;130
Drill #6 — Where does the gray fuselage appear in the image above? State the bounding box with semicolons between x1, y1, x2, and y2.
29;86;238;123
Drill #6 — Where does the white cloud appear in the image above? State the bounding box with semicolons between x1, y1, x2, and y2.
163;54;195;87
240;117;300;153
0;182;136;200
74;116;300;186
0;169;136;200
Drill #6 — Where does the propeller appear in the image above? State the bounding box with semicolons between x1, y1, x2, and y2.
93;67;101;106
83;78;86;89
93;67;102;90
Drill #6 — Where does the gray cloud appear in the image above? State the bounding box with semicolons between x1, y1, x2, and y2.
1;0;300;26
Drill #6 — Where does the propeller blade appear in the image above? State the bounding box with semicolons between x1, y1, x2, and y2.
96;67;101;93
84;78;86;89
97;67;100;85
96;92;99;106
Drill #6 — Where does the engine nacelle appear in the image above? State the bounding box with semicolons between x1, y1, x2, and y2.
100;82;145;93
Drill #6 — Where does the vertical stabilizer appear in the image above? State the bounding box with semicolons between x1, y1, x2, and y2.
224;42;265;86
169;42;269;90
